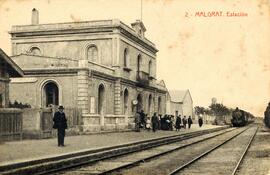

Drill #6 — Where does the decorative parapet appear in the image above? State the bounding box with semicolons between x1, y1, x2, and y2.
10;19;158;54
11;20;114;33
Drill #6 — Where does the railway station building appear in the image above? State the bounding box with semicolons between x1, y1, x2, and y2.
9;9;167;132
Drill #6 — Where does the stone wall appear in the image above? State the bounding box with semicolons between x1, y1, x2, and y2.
21;108;41;133
119;38;157;82
181;92;193;117
168;101;183;116
15;39;113;67
88;77;115;115
10;75;78;108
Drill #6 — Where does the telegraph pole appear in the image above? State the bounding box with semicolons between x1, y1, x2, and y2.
141;0;143;21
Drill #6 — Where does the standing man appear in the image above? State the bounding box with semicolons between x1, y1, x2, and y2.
175;115;181;131
188;116;193;129
139;110;146;129
53;106;67;147
151;112;159;132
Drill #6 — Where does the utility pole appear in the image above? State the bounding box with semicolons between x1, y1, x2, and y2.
141;0;143;21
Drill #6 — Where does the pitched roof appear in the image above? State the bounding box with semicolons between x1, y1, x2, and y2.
0;48;23;77
157;80;166;87
169;90;190;103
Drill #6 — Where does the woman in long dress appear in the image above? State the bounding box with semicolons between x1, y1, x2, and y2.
175;115;181;131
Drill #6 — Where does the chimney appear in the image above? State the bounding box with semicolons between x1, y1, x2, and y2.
31;8;39;25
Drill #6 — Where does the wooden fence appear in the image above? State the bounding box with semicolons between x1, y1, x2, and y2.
0;108;22;141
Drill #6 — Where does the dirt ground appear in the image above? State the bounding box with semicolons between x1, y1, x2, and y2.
238;124;270;175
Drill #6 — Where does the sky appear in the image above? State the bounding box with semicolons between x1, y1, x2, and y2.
0;0;269;117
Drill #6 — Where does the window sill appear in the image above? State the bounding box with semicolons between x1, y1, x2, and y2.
123;67;132;72
148;76;155;80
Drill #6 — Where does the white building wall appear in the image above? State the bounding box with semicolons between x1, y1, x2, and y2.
181;92;193;117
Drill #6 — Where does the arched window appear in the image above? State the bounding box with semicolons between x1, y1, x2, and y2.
123;89;129;115
137;94;143;112
149;60;152;76
87;45;98;62
43;82;59;107
30;47;41;56
137;54;141;72
98;84;105;114
148;94;152;116
124;48;128;67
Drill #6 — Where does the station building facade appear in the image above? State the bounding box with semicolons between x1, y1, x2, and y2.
9;10;167;131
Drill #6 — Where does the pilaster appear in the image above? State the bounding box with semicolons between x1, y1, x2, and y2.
114;79;121;115
77;69;89;115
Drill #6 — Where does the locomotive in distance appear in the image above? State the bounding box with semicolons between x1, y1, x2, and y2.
231;107;254;127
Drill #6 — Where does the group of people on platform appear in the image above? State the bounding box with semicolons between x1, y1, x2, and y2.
52;106;205;147
135;110;204;132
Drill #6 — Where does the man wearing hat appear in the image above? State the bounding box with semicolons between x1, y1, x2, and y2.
53;105;67;147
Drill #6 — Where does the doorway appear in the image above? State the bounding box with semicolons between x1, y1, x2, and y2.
137;94;143;112
98;84;105;114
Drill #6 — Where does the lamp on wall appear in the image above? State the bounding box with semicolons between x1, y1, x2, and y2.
132;100;138;106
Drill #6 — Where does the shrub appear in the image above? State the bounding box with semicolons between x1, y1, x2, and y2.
9;100;31;109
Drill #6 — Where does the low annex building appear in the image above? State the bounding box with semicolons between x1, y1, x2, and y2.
0;48;23;108
166;90;194;118
9;9;167;132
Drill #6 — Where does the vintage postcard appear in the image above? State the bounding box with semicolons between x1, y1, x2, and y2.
0;0;269;174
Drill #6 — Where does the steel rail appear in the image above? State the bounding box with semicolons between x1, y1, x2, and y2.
0;127;228;175
52;128;236;174
168;127;251;175
30;127;229;175
43;128;234;175
97;128;238;175
231;126;258;175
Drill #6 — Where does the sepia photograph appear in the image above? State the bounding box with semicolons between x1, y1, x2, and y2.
0;0;269;174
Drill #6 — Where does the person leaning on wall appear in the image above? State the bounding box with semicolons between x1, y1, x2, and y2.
53;105;68;147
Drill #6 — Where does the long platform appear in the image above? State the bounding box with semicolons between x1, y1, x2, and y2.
0;125;222;168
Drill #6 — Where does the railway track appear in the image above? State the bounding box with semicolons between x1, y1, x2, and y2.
3;125;257;175
83;126;257;175
0;127;229;175
48;127;239;175
168;126;258;175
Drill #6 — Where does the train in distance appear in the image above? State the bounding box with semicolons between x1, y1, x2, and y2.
231;107;255;127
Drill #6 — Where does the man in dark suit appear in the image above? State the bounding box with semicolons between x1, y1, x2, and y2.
53;105;67;147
